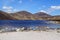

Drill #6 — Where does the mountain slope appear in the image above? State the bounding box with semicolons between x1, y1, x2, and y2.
0;11;17;20
35;12;51;17
11;11;36;20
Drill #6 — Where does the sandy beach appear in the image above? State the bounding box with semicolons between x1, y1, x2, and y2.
0;31;60;40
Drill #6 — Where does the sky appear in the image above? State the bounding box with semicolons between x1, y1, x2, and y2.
0;0;60;15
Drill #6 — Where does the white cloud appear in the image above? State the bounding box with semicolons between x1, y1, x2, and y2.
2;6;13;13
40;10;47;13
2;6;19;13
3;6;13;10
51;6;60;9
43;6;60;14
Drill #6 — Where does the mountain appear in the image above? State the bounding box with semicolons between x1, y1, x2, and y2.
11;11;52;20
34;12;60;21
34;12;51;17
0;10;60;21
0;11;17;20
11;11;37;20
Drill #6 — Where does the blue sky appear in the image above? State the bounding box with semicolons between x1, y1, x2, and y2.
0;0;60;15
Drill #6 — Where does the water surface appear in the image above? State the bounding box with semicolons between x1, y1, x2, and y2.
0;20;60;28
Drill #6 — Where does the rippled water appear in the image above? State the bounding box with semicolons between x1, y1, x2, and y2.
0;20;60;28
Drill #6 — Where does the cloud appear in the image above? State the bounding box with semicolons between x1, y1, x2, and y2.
2;6;13;13
44;6;60;14
3;6;13;9
51;6;60;9
3;6;13;10
40;10;47;13
2;6;19;13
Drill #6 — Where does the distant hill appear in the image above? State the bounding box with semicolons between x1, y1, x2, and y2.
0;11;17;20
11;11;52;20
48;16;60;21
11;11;35;20
34;12;51;17
0;10;60;21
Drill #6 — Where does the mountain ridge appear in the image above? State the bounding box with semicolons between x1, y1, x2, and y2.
0;10;60;21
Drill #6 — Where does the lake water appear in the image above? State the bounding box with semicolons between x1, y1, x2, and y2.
0;20;60;28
